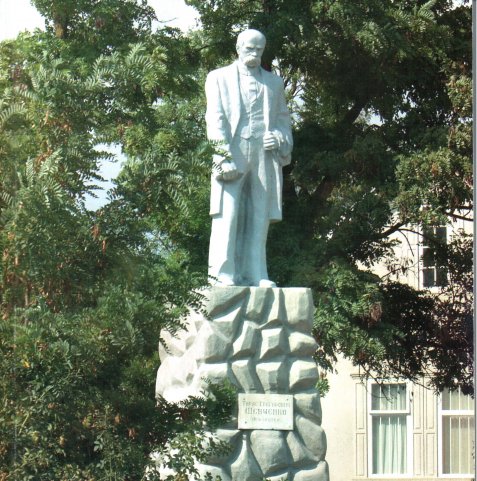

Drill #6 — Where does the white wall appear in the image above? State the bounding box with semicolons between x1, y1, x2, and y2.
321;357;358;481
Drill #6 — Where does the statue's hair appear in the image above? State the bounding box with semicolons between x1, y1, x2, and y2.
236;29;266;49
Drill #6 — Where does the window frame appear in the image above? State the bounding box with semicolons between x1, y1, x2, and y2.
419;225;448;290
367;380;414;478
437;388;475;478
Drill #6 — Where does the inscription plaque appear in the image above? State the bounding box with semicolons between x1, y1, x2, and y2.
238;393;294;430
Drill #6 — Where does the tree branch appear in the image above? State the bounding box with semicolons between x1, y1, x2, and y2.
447;211;473;222
341;98;368;126
377;221;407;239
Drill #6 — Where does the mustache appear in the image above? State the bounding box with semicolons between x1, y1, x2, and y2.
244;55;261;62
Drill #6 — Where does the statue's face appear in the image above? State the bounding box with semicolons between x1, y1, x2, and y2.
237;33;265;68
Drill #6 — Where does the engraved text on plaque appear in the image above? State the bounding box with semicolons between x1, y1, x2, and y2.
238;393;294;430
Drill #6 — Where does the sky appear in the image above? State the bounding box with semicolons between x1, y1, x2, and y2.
0;0;199;41
0;0;198;209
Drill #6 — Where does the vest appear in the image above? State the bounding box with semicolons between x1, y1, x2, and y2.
236;72;266;140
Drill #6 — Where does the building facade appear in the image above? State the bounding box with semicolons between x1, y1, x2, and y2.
322;357;474;481
321;215;474;481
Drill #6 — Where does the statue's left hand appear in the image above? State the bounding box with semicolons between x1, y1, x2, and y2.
263;131;279;151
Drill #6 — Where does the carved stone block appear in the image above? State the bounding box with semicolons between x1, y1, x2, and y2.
289;360;319;392
155;287;328;481
260;327;288;359
293;461;329;481
230;436;263;481
289;332;317;357
250;430;290;475
231;359;262;392
233;321;259;358
256;361;288;392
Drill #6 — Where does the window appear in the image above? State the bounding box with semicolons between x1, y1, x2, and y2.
439;387;475;476
421;226;448;288
369;382;411;475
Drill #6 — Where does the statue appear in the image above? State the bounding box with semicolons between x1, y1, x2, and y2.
206;29;293;287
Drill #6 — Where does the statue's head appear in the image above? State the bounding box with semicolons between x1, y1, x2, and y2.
236;29;266;68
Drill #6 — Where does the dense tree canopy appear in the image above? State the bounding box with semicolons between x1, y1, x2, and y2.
0;2;229;480
0;0;473;479
181;0;473;393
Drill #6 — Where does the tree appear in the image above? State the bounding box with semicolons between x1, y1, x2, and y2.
172;0;472;393
0;2;232;480
1;0;473;478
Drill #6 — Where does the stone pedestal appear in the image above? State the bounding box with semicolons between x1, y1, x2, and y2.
156;287;329;481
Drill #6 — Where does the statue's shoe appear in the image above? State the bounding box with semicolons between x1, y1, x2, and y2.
214;274;235;286
257;279;277;288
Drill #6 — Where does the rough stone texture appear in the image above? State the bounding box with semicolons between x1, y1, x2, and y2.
288;332;317;357
289;360;319;392
233;321;259;358
260;328;288;359
232;359;261;392
155;287;329;481
287;431;320;466
294;392;323;425
230;437;263;481
250;430;290;476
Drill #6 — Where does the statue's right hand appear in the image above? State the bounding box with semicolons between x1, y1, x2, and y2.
215;160;242;182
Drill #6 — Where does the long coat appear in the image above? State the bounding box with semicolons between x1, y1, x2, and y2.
205;62;293;222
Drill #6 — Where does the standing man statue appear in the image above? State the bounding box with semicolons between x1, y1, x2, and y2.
206;29;293;287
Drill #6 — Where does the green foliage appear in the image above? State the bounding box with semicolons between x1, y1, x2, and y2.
0;288;235;480
0;1;225;480
115;68;212;273
184;0;473;393
31;0;156;51
0;0;473;478
154;381;236;481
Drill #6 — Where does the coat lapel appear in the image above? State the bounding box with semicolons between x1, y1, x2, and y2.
262;68;272;132
228;63;241;138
